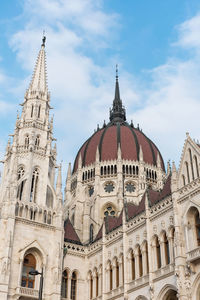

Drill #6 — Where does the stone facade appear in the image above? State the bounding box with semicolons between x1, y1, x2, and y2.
0;39;200;300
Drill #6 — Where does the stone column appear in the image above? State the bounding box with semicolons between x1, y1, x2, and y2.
168;237;174;263
112;264;116;290
160;240;166;267
93;273;96;298
119;258;123;286
135;252;140;279
98;270;102;296
142;248;148;275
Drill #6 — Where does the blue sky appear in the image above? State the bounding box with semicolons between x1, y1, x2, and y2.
1;0;200;178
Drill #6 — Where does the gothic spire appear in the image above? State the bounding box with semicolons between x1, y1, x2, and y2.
110;65;126;123
26;35;48;98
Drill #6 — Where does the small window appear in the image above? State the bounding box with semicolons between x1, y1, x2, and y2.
104;204;116;217
104;182;115;193
125;182;135;193
61;270;68;298
88;186;94;197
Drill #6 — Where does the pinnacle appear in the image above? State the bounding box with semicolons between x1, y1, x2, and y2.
27;37;48;96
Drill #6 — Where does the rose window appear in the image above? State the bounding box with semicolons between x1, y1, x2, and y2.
104;182;115;193
125;182;135;193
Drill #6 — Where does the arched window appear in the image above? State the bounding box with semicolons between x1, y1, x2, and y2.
185;161;190;184
189;149;194;180
96;271;99;297
195;211;200;246
155;236;161;269
163;232;170;265
136;166;139;175
101;167;103;176
25;134;29;149
61;270;68;298
116;260;119;287
18;166;25;180
194;155;199;178
122;165;125;174
35;135;40;148
21;254;36;288
108;165;110;175
109;263;112;290
38;105;41;118
89;224;94;243
129;165;132;175
30;168;39;202
89;272;93;299
104;166;107;175
31;104;34;118
131;250;135;280
71;271;77;300
182;174;186;186
111;165;113;174
114;165;117;174
138;247;143;277
17;166;25;201
126;165;128;174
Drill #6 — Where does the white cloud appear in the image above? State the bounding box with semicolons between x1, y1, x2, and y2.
5;2;200;172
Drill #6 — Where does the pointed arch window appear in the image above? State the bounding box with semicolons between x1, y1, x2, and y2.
25;134;29;149
21;254;36;288
195;211;200;246
30;168;39;203
164;233;170;265
35;135;40;149
96;271;99;297
194;155;199;178
71;271;77;300
138;247;143;277
156;236;161;269
109;263;113;290
131;250;135;280
116;260;119;287
31;104;34;118
185;161;190;184
61;270;68;298
89;224;94;243
189;149;194;180
17;166;25;201
89;272;93;299
38;105;41;118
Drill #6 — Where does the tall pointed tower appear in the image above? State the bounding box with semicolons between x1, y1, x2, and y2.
0;37;63;300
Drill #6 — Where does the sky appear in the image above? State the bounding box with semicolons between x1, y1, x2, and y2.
1;0;200;179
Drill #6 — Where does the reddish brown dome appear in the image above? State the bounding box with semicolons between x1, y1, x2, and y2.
73;123;165;173
73;72;165;173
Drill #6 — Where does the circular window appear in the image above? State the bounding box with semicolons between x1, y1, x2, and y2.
104;204;116;217
88;186;94;197
104;182;115;193
125;182;135;193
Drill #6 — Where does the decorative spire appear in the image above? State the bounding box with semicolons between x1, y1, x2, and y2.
110;65;126;123
26;34;48;97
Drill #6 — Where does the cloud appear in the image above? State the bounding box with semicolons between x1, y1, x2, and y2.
4;1;200;172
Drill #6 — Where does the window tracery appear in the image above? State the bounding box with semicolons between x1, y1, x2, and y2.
104;205;116;217
104;182;115;193
70;271;77;300
30;168;39;203
61;270;68;298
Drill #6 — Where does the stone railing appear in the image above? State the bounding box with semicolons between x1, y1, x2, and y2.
18;286;38;298
106;286;124;298
154;263;174;279
187;247;200;262
128;274;149;290
15;201;56;226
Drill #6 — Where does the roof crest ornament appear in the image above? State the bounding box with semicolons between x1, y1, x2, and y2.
41;31;46;48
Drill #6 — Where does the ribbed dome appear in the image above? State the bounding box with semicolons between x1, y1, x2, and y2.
73;123;165;173
73;71;165;173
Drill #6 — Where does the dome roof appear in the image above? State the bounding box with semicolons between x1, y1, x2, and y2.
73;123;165;173
73;70;165;173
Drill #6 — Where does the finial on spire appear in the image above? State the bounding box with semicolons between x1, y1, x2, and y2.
116;64;118;81
109;65;126;123
42;31;46;48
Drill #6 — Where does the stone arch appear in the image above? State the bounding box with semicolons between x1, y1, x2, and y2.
191;272;200;300
157;284;177;300
184;205;200;250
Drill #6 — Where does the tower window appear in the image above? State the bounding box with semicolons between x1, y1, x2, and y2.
89;224;94;243
31;105;34;118
25;135;29;148
30;168;39;203
21;254;36;288
18;166;25;180
38;105;41;118
35;135;40;148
